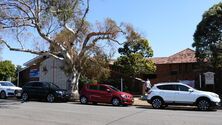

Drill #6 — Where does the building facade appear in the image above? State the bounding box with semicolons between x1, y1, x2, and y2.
19;55;69;90
19;48;205;95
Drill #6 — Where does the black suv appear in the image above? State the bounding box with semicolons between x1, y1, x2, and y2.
21;81;70;102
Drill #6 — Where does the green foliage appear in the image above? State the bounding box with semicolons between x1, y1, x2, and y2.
0;60;16;81
193;2;222;70
114;30;156;77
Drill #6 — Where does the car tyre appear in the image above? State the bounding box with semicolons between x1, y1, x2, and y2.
21;92;29;101
112;98;120;106
197;99;210;111
151;97;164;109
47;93;55;103
0;91;7;99
80;96;88;104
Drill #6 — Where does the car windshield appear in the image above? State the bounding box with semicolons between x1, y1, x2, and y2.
49;83;60;89
109;85;120;92
0;82;15;86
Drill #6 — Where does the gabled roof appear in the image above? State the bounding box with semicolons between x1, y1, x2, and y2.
24;55;48;67
151;48;197;64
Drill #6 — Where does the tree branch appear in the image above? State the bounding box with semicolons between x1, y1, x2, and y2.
0;39;46;55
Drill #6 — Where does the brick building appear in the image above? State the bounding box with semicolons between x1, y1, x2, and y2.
19;48;202;95
150;48;198;86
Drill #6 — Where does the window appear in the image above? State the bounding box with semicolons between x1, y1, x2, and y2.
88;85;98;90
0;82;15;86
32;82;43;87
49;83;58;89
157;85;176;91
176;85;189;91
25;82;34;87
99;85;108;91
109;85;120;92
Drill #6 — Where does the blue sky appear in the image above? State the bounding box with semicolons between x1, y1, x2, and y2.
1;0;222;66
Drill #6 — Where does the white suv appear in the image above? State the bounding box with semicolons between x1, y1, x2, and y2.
0;81;22;99
147;82;221;111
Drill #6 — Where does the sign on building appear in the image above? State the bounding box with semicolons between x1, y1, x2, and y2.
204;72;215;85
29;69;39;78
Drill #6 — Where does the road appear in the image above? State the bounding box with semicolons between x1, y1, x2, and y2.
0;99;222;125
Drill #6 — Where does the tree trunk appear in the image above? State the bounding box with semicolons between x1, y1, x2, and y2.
67;71;81;101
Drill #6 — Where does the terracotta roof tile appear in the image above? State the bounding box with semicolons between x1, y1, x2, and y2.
151;48;197;64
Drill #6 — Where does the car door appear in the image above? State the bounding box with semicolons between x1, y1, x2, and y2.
87;85;100;102
37;82;49;98
174;85;196;104
97;85;113;103
31;82;47;99
26;82;38;98
157;84;177;103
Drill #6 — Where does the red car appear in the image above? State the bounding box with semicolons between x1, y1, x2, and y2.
80;84;134;106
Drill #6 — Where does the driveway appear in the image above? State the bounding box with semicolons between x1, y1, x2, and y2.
0;99;222;125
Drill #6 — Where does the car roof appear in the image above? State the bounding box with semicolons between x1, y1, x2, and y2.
87;84;109;86
154;82;187;86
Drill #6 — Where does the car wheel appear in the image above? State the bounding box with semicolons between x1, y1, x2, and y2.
151;97;163;109
197;99;210;111
22;92;29;101
0;91;7;99
47;94;55;103
80;96;88;104
112;98;120;106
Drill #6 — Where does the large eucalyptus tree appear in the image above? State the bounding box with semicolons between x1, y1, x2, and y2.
0;0;135;97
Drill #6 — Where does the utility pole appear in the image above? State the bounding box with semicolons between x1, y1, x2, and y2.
121;77;123;91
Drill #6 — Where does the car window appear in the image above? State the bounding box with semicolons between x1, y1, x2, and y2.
32;82;43;87
176;85;189;91
157;85;176;91
49;83;59;89
0;82;15;86
98;85;108;91
24;82;33;87
108;85;120;92
88;85;98;90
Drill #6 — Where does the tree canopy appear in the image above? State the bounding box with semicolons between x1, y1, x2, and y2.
114;28;156;78
0;0;144;95
193;2;222;70
0;60;16;81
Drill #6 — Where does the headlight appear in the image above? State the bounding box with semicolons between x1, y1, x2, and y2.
212;94;219;98
121;94;127;98
56;91;63;95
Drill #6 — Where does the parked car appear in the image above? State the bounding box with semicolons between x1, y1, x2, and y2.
80;84;134;106
0;81;22;99
21;81;70;102
147;82;221;111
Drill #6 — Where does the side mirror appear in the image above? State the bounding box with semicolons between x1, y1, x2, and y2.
107;89;111;93
188;89;194;92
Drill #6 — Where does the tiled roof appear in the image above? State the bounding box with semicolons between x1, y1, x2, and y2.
151;48;197;64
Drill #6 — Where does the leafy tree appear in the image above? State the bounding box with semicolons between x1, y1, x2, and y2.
114;28;156;78
193;2;222;70
0;0;140;97
0;60;16;81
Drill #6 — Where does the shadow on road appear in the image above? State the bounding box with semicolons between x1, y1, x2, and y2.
135;105;218;112
0;98;22;109
69;102;131;108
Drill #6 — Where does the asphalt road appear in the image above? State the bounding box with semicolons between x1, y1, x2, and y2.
1;99;222;125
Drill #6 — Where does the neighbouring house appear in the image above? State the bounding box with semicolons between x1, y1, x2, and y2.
150;48;199;85
18;55;69;90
